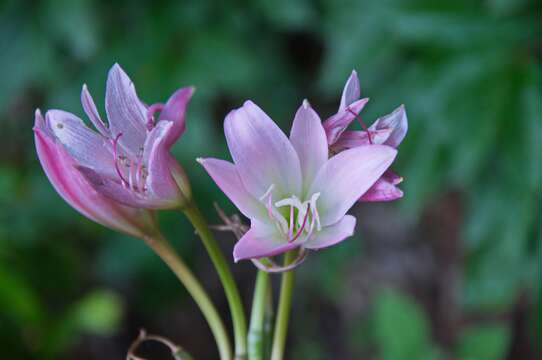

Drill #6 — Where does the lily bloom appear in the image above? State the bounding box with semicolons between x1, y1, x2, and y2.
199;100;397;262
323;70;408;202
34;110;156;238
35;63;194;210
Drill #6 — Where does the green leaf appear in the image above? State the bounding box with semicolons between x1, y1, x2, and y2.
372;289;440;360
72;289;123;335
457;324;510;360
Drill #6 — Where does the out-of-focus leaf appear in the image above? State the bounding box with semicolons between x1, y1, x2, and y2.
457;324;510;360
0;265;43;325
372;288;440;360
71;289;123;335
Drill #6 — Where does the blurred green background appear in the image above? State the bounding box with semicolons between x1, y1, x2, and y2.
1;0;542;358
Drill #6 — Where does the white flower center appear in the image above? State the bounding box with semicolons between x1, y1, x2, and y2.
259;185;321;243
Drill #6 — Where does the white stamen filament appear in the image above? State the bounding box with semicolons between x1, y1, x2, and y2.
259;185;321;244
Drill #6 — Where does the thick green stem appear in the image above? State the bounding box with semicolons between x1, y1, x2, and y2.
248;270;270;360
270;251;297;360
183;203;248;359
143;233;231;360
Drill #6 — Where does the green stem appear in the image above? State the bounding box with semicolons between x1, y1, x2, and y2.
248;270;270;360
143;233;231;360
263;283;274;358
183;202;248;359
270;251;297;360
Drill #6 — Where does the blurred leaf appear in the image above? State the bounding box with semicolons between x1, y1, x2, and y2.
372;288;440;360
457;324;510;360
72;289;123;335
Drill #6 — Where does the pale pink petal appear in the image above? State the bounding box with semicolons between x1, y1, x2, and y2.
323;98;369;145
45;110;116;177
339;70;360;112
224;100;302;199
141;121;183;208
197;158;266;220
105;63;148;155
158;86;195;148
309;145;397;226
289;100;328;192
34;110;154;237
359;170;404;202
304;215;356;250
331;128;393;152
81;84;109;137
233;219;298;262
369;105;408;148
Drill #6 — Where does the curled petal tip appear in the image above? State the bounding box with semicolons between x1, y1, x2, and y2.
302;99;310;109
196;157;204;164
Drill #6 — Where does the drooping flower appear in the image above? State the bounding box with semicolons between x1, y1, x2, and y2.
35;63;194;210
323;70;408;202
199;100;397;262
34;110;156;238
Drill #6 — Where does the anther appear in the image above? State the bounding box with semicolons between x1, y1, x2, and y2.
347;107;373;144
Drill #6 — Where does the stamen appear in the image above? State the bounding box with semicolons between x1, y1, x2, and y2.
347;107;372;144
128;159;135;190
146;103;165;131
290;204;310;243
113;133;129;187
288;205;294;238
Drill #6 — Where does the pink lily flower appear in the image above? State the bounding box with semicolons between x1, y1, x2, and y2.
35;63;194;210
323;70;408;202
199;100;397;262
34;110;156;238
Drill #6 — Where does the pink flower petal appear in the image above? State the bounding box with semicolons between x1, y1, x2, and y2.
224;100;302;199
197;158;266;220
233;219;298;262
304;215;356;250
142;121;183;207
105;63;148;156
289;100;328;193
359;170;404;202
81;84;109;137
331;128;393;152
158;86;195;148
45;109;116;178
323;97;369;145
369;105;408;148
309;145;397;226
339;70;361;112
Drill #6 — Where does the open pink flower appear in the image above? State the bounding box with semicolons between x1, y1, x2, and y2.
323;70;408;202
35;63;194;210
34;110;156;238
199;100;397;262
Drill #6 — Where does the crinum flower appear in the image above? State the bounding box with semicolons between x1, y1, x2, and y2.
34;109;156;238
199;100;397;262
323;70;408;202
35;64;194;211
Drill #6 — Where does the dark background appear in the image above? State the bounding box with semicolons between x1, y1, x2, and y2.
1;0;542;359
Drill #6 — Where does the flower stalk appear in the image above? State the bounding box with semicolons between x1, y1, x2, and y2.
270;251;297;360
248;270;270;360
142;231;232;360
182;202;248;359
